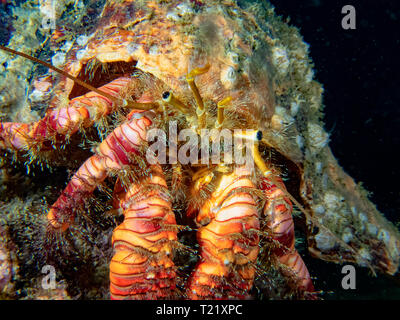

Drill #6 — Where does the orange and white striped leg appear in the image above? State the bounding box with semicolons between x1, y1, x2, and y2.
187;167;260;299
95;110;153;170
110;165;177;299
47;110;154;232
0;77;132;152
47;154;108;231
262;176;315;295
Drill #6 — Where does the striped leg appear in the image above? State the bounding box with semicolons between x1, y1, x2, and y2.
262;176;315;294
47;154;108;231
110;165;177;299
187;167;260;299
95;110;152;171
46;110;153;232
0;77;131;152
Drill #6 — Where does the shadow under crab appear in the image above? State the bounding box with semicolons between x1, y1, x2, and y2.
0;0;399;299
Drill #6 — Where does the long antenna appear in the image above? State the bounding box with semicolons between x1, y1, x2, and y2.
0;44;120;104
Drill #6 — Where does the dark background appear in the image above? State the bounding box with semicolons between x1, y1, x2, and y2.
270;0;400;299
270;0;400;225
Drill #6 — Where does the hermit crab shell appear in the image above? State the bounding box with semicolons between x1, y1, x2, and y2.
37;0;400;275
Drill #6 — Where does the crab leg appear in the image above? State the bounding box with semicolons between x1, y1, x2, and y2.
47;110;153;232
187;166;260;299
0;77;132;152
46;108;178;299
252;142;315;296
47;154;108;231
110;165;177;299
261;175;315;295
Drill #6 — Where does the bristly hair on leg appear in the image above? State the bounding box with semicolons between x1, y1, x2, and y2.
164;162;189;206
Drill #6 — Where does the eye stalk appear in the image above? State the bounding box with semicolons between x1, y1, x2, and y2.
234;129;262;142
161;91;187;113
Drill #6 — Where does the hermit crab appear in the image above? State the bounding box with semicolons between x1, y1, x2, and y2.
0;0;399;300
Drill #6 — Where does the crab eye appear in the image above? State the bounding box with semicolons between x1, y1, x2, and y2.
162;91;171;101
256;130;263;141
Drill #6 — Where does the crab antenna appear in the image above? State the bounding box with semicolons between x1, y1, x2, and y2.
161;91;187;113
0;44;121;105
186;63;210;129
216;96;232;129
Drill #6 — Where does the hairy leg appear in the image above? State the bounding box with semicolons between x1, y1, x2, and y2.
110;165;178;299
46;110;154;231
262;175;315;296
187;166;260;299
0;77;132;152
